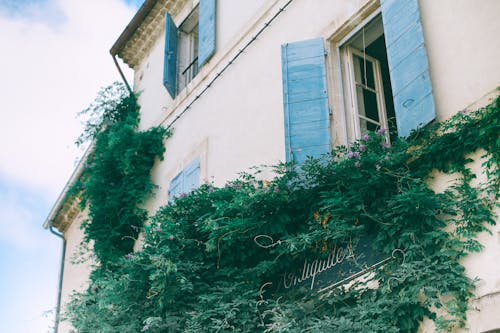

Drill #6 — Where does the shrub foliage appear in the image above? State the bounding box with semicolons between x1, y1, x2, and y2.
65;95;499;332
70;82;169;265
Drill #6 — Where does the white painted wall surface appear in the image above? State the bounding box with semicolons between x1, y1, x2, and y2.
419;0;500;121
135;0;500;207
57;0;500;331
58;211;92;333
135;1;500;331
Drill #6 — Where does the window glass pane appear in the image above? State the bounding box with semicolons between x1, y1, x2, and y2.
354;54;375;89
357;87;379;127
363;89;379;122
355;85;366;117
359;118;378;133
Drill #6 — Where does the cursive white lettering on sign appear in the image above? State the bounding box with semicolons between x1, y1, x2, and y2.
283;243;356;290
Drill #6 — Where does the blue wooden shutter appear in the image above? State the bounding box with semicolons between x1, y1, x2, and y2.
381;0;436;137
169;172;183;199
183;157;200;193
163;12;178;98
168;157;200;200
281;38;331;164
198;0;216;67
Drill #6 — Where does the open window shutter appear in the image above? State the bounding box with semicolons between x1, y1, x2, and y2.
163;12;178;98
198;0;216;67
381;0;436;137
183;157;200;193
281;38;331;164
168;172;183;199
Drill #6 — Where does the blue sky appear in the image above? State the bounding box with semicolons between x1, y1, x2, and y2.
0;0;142;331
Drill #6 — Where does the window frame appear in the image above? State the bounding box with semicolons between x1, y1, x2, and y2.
163;0;216;99
337;11;393;143
344;45;390;142
177;6;200;92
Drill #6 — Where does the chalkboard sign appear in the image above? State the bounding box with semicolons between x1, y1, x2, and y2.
256;234;399;296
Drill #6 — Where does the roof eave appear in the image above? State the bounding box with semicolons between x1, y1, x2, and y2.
43;145;91;230
110;0;160;57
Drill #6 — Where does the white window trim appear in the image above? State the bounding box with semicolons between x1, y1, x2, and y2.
326;4;382;146
344;46;390;141
336;12;393;143
337;8;381;47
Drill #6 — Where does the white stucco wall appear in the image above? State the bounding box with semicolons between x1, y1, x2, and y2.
135;0;500;207
420;0;500;121
133;1;500;331
58;210;93;333
421;150;500;333
138;0;380;211
134;0;271;131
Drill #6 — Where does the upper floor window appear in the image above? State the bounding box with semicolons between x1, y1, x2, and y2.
341;15;397;143
280;0;437;164
177;6;199;92
163;0;216;99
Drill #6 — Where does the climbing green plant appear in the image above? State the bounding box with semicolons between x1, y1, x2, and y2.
71;82;169;265
66;96;499;332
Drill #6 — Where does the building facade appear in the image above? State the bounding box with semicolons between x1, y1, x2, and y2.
45;0;500;332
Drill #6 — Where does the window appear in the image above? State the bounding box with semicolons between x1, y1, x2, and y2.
163;0;216;98
168;157;200;199
177;7;199;92
341;15;397;143
280;0;436;163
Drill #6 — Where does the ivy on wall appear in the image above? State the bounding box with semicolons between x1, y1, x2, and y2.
65;95;498;332
70;82;169;265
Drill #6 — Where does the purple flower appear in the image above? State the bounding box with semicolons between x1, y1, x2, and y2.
273;186;279;193
381;143;389;149
141;325;150;331
125;253;134;259
347;151;354;159
362;134;369;141
354;161;360;168
377;128;386;135
353;151;360;158
359;144;365;152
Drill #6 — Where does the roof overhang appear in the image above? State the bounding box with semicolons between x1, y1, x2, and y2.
110;0;189;69
43;147;90;232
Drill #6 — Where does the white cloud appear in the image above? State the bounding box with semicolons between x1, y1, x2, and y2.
0;2;141;332
0;0;136;198
0;2;146;332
